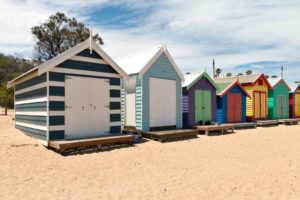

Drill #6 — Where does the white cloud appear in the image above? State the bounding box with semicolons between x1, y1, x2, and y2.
0;0;300;82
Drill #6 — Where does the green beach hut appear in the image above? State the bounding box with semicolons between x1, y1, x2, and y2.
268;78;291;119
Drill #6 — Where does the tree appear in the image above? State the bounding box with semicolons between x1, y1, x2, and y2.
246;70;252;75
226;72;233;77
237;73;243;76
31;12;104;62
265;75;270;79
271;75;278;78
216;68;222;77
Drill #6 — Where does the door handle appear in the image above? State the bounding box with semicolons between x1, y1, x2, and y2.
82;106;85;111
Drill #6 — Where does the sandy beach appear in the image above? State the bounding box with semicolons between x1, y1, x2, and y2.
1;109;300;200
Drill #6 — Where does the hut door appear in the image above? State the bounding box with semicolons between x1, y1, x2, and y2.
277;95;286;119
254;91;267;119
65;76;110;139
295;94;300;117
149;78;176;128
195;90;212;123
227;93;242;123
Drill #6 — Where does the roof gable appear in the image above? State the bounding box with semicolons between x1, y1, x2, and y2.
117;45;184;81
183;71;218;90
8;39;129;88
216;81;250;98
268;78;291;91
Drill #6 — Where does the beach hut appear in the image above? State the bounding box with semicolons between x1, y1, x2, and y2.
268;78;291;119
7;39;129;145
182;72;218;128
214;80;250;124
118;45;184;132
289;83;300;118
215;74;271;121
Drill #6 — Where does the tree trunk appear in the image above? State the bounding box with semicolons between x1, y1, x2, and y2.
4;88;8;115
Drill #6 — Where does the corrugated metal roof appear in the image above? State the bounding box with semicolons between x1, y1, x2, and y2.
116;45;162;75
268;78;282;87
216;82;231;95
289;83;300;93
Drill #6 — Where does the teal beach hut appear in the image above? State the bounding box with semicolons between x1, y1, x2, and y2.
268;78;291;119
117;45;185;132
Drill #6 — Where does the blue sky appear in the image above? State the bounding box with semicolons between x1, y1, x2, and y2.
0;0;299;83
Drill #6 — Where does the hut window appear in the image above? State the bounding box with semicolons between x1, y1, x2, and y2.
258;80;263;85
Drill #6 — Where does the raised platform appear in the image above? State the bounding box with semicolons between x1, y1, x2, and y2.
142;129;198;142
256;120;279;127
278;118;299;125
233;122;257;129
195;124;235;136
48;135;134;151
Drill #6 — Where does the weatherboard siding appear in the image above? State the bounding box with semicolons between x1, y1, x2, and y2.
183;77;216;128
142;53;182;131
14;73;48;141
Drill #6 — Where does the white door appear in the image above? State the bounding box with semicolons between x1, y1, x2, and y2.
65;76;110;139
149;78;176;127
88;78;110;136
125;93;136;126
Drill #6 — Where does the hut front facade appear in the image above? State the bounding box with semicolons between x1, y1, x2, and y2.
182;72;218;128
215;74;271;121
268;78;290;119
7;39;128;145
214;80;250;124
118;45;184;132
289;83;300;118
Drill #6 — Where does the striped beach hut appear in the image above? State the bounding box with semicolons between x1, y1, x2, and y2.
214;79;250;124
182;72;218;128
268;78;291;119
7;39;129;145
215;74;271;121
289;83;300;118
118;45;184;132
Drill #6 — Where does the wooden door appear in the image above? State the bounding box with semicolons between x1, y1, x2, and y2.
260;92;267;118
295;94;300;117
195;90;212;123
234;93;242;122
227;93;242;123
254;92;261;119
227;93;235;123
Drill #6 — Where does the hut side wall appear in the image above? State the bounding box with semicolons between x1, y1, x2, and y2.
14;73;48;141
142;53;182;132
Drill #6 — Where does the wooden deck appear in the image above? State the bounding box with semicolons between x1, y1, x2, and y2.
278;118;299;125
195;124;235;136
233;122;257;129
142;129;198;142
256;120;279;127
48;135;134;152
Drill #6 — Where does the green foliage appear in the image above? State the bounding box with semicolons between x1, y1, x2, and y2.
0;54;34;108
226;72;233;77
32;12;104;61
246;70;252;75
216;68;222;77
271;75;278;78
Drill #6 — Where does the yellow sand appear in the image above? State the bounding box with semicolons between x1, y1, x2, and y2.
1;109;300;200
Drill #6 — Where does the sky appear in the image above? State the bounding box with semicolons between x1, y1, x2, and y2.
0;0;300;83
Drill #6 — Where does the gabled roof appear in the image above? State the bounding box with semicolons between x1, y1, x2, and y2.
214;73;271;88
215;80;250;98
289;83;300;93
7;39;129;88
116;45;184;82
268;78;291;91
182;71;218;90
